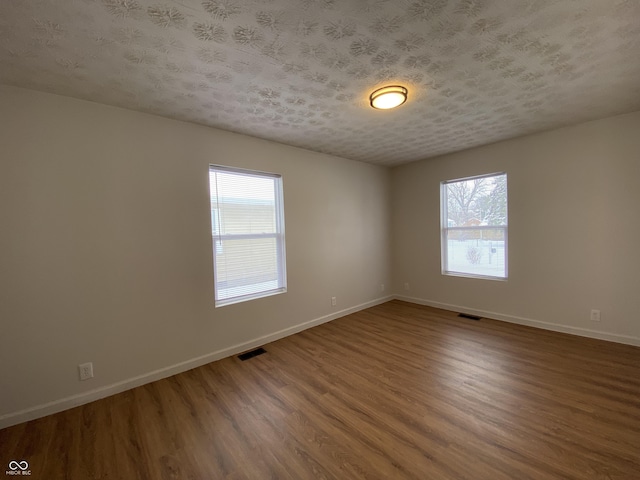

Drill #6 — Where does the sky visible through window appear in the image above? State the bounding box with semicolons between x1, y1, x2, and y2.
443;173;507;279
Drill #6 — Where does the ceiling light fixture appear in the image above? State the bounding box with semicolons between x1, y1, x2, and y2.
369;85;408;110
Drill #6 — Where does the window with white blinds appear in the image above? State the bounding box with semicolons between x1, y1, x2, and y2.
209;165;287;307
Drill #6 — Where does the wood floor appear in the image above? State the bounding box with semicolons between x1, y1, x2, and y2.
2;300;639;479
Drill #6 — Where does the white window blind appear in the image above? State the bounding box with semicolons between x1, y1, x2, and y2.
209;165;287;306
441;173;508;279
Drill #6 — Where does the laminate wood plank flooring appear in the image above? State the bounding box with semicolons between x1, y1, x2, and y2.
1;300;639;479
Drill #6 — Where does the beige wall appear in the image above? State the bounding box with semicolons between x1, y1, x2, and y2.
0;85;392;425
2;83;638;427
391;111;640;344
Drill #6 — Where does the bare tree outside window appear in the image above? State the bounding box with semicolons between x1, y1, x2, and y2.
441;173;507;279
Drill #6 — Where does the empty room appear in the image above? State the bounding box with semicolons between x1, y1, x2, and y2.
1;0;639;478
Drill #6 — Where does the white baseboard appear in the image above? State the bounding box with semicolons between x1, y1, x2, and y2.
0;295;394;430
394;294;640;347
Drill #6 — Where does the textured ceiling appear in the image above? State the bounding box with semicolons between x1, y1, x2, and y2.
1;0;639;166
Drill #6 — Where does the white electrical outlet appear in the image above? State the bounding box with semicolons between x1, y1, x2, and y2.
79;362;94;381
404;282;409;291
590;309;601;322
380;284;385;292
331;296;337;306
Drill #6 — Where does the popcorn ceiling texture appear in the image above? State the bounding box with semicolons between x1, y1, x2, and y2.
1;0;639;165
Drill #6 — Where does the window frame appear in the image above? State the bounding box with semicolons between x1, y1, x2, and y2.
209;164;287;307
440;172;508;281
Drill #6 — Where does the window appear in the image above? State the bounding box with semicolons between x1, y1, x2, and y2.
210;208;222;254
209;165;287;306
441;173;507;279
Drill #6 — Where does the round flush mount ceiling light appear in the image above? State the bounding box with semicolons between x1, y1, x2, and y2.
369;85;408;110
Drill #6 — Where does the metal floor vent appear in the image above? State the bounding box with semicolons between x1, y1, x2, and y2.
238;347;267;361
458;313;482;321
